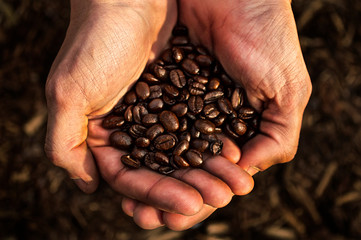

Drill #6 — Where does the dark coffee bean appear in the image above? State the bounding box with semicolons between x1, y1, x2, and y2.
212;62;222;75
188;95;204;114
185;149;203;167
131;147;148;160
172;47;184;63
208;78;220;90
224;123;240;139
164;64;179;70
200;69;211;78
217;98;233;114
178;117;188;132
172;155;190;168
142;113;159;126
164;84;179;97
173;139;190;156
232;118;247;136
110;131;133;150
186;112;197;121
231;88;244;110
213;114;227;127
124;105;134;122
178;45;195;53
225;87;233;98
159;110;179;132
121;155;141;169
158;166;175;175
195;46;208;55
146;124;164;140
191;139;209;153
204;90;224;104
129;124;147;138
168;132;179;145
142;72;160;84
113;103;128;115
203;103;220;119
161;49;173;64
149;85;163;99
172;35;189;45
152;64;168;81
102;115;125;129
209;140;223;155
238;106;256;120
171;103;188;117
179;132;191;142
163;94;177;105
154;152;170;165
178;88;190;102
124;91;137;105
181;58;200;75
201;133;218;142
195;119;216;134
135;81;150;100
133;105;148;124
135;137;151;148
144;153;160;171
170;69;187;88
220;73;233;86
187;53;196;60
155;59;164;66
193;76;208;85
195;54;213;67
191;126;201;139
251;116;260;129
172;25;188;36
148;98;164;112
154;134;176;151
214;127;222;134
245;128;256;139
189;81;206;95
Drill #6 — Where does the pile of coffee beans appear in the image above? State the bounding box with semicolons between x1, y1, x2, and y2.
102;26;260;175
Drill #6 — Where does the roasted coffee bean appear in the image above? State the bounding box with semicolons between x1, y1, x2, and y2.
148;98;164;112
154;134;176;151
214;127;222;134
231;88;244;110
144;153;160;171
191;139;209;153
224;87;233;98
172;25;188;36
201;133;218;142
172;47;184;63
189;81;206;95
149;85;163;99
191;126;201;139
181;58;200;75
185;149;203;167
124;105;134;122
142;113;158;126
129;124;147;138
121;155;141;169
131;147;148;160
178;88;190;102
212;62;222;75
178;45;195;54
187;53;196;60
172;35;189;45
208;78;220;90
171;103;188;117
152;64;168;80
204;90;224;104
133;105;148;124
224;123;240;139
164;64;179;70
245;128;256;139
232;118;247;136
161;49;173;64
203;103;220;119
124;91;137;105
102;115;125;129
163;94;176;106
195;54;213;67
172;155;190;168
146;124;164;140
217;98;233;114
195;46;208;55
178;117;188;132
159;110;179;132
200;69;211;78
251;116;260;129
188;95;204;114
213;114;227;127
209;140;223;155
164;84;179;97
173;139;190;156
238;106;256;120
186;112;197;121
158;166;175;175
113;103;128;115
135;81;150;100
168;132;179;145
141;73;161;85
220;73;233;86
170;69;187;88
179;132;191;142
193;76;208;85
135;137;151;148
194;119;216;134
110;131;133;150
154;152;170;165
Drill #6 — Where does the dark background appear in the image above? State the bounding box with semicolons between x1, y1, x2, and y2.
1;0;361;239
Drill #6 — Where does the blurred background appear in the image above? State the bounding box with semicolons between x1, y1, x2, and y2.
1;0;361;239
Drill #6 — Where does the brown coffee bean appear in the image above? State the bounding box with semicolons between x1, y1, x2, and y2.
178;117;188;132
194;119;216;134
131;147;148;160
172;47;184;63
124;105;134;122
141;73;160;85
152;64;168;81
171;103;188;117
179;132;191;142
159;110;179;132
144;153;160;171
146;124;164;140
188;95;204;114
173;139;190;156
185;149;203;167
214;127;222;134
172;25;188;36
148;98;164;112
204;90;224;104
186;112;197;121
164;84;179;97
113;103;128;115
154;134;176;151
213;114;227;127
189;81;206;95
217;98;233;114
149;85;163;99
170;69;187;88
161;49;173;64
245;128;256;139
172;35;189;45
135;81;150;101
132;105;148;124
238;106;256;120
212;62;222;75
191;126;201;139
124;91;137;105
173;155;190;168
193;76;208;85
224;123;239;139
135;137;151;148
209;140;223;155
195;46;208;55
232;118;247;136
191;139;209;153
200;69;211;78
154;152;170;165
208;78;220;90
178;88;190;102
195;54;213;67
102;115;125;129
231;88;244;110
181;58;200;75
163;94;176;106
142;113;159;126
158;166;175;175
203;103;220;119
201;133;218;142
110;131;133;150
121;155;141;169
220;73;233;86
129;124;147;138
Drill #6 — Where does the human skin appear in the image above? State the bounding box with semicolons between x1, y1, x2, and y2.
45;0;255;231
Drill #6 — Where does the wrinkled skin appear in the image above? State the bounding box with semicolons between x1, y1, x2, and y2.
45;0;311;230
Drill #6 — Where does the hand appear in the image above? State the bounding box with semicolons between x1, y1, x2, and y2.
45;0;254;230
179;0;312;174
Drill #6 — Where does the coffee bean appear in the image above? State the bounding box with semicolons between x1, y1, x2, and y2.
179;132;191;142
204;90;224;104
161;49;173;64
188;95;204;114
110;131;133;150
164;84;179;97
148;98;164;112
238;106;256;120
154;152;170;165
185;149;203;167
191;139;209;153
213;114;227;127
163;94;177;106
142;113;159;126
195;54;213;67
124;105;134;122
170;69;187;88
224;123;239;139
102;115;125;129
220;73;233;86
214;127;222;134
173;139;190;156
121;155;141;169
149;85;163;99
217;98;233;114
187;53;196;60
144;153;160;171
186;112;197;121
231;88;244;110
172;35;189;45
193;76;208;85
178;117;188;132
172;25;188;36
232;118;247;136
189;81;206;95
203;103;220;119
178;88;190;102
181;58;200;75
208;78;220;90
171;103;188;117
200;133;218;142
158;166;175;175
131;147;148;160
194;119;216;134
124;91;137;105
159;110;179;132
209;140;223;155
152;64;168;81
113;103;128;115
135;81;150;101
200;69;211;78
191;126;201;139
133;105;148;124
195;46;208;55
135;137;151;148
146;124;164;140
172;155;190;168
154;134;176;151
172;47;184;63
129;124;147;138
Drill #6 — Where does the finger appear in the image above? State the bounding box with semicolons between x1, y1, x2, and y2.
202;155;254;196
92;146;203;216
163;204;216;231
45;109;99;193
132;202;165;229
218;135;241;163
122;197;137;217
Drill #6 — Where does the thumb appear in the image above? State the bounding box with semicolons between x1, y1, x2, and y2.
45;106;99;193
